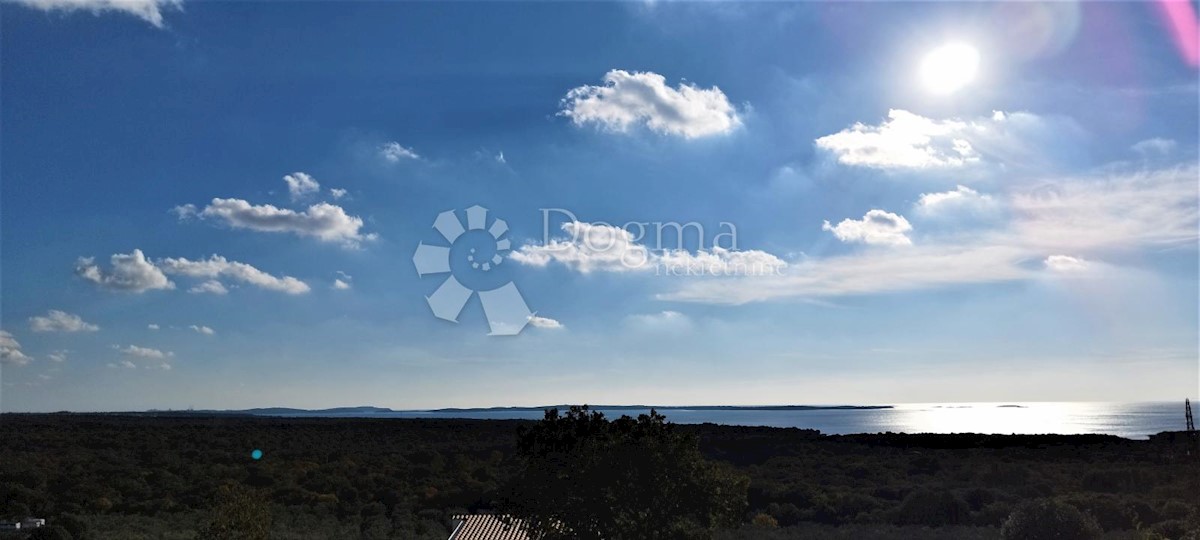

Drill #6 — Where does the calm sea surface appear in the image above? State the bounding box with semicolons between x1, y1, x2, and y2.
281;402;1188;440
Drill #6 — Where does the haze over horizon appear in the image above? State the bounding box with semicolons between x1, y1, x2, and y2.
1;1;1197;412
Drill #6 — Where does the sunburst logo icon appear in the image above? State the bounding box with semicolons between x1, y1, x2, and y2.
412;205;533;336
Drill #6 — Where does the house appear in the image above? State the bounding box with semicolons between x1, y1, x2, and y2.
0;518;45;530
447;514;531;540
21;518;46;528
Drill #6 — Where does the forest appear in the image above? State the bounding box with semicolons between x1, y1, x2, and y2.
0;410;1197;539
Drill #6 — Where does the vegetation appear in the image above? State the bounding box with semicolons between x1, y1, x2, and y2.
1000;499;1102;540
0;413;1197;539
501;406;747;539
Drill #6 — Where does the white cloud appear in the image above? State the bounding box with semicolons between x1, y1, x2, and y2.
329;188;348;200
512;222;651;273
1044;255;1089;272
816;109;977;169
624;310;693;332
331;271;353;291
184;198;376;248
380;142;420;162
12;0;180;28
822;210;913;246
527;315;564;329
495;151;506;164
148;324;160;331
188;280;229;295
76;249;175;293
661;165;1198;304
1131;137;1177;157
560;69;742;139
108;360;137;369
512;221;785;276
1009;165;1198;251
915;185;999;217
661;243;1030;304
159;255;310;295
189;324;215;335
283;172;320;200
116;344;173;359
815;109;1079;170
0;330;32;366
47;351;68;363
29;310;99;333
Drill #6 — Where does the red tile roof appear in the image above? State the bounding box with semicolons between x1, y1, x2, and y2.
448;514;532;540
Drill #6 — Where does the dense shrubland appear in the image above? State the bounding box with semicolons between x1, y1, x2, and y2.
0;413;1197;539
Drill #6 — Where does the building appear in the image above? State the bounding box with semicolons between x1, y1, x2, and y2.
447;514;531;540
21;518;46;528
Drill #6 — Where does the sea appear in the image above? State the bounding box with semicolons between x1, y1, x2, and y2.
271;402;1189;440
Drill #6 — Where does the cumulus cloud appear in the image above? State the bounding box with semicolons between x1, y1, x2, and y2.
1044;255;1089;272
512;221;785;275
76;249;175;293
527;315;564;329
331;271;353;291
329;188;348;200
560;69;742;139
182;198;376;248
815;109;1079;170
512;222;651;273
189;324;215;335
147;324;160;330
283;172;320;200
380;142;420;162
47;350;68;363
29;310;99;333
188;280;229;295
11;0;180;28
0;330;32;366
816;109;977;169
915;185;998;217
822;210;913;246
159;255;310;295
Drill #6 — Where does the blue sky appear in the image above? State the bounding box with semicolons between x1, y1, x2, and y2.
1;1;1197;411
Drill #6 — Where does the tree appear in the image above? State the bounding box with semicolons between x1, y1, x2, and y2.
501;406;748;540
1001;499;1102;540
196;484;272;540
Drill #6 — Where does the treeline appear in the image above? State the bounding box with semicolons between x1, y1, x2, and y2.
0;412;1197;539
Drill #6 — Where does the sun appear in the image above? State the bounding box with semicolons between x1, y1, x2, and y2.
920;43;980;95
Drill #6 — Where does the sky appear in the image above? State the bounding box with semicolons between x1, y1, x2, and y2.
1;0;1197;412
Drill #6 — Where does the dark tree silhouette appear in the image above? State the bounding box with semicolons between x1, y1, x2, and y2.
501;406;748;540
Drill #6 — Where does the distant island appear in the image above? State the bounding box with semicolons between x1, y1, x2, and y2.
428;404;894;413
136;404;895;416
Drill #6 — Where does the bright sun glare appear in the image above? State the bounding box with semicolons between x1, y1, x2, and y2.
920;42;980;95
